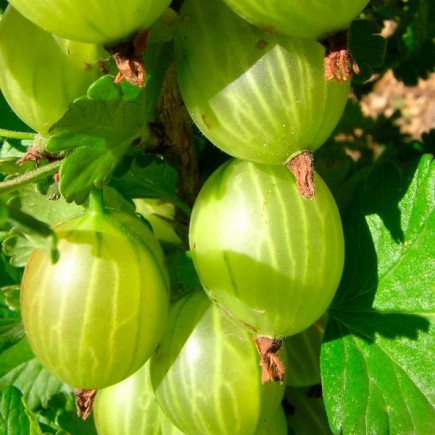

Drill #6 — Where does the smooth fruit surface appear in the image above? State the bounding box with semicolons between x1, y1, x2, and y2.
7;0;172;44
20;209;169;389
0;6;106;136
150;291;285;435
189;160;344;337
222;0;370;39
94;360;160;435
256;406;288;434
175;0;350;165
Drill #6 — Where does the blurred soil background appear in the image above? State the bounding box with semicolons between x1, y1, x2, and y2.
361;70;435;139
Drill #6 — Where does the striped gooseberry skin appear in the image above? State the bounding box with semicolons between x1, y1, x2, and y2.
94;361;161;435
222;0;370;39
93;359;186;435
150;291;285;435
7;0;171;44
20;210;169;390
189;159;344;338
0;6;106;136
175;0;350;166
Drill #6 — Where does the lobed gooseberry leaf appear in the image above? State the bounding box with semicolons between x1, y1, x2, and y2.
322;155;435;433
46;41;173;205
0;339;64;411
349;20;386;84
391;0;435;85
0;386;43;435
2;204;58;265
110;156;190;214
45;79;152;205
7;184;83;227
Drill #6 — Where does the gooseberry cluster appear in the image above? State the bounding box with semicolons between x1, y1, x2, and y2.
0;0;368;433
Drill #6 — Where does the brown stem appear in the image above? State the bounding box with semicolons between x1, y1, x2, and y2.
153;63;202;246
287;151;315;200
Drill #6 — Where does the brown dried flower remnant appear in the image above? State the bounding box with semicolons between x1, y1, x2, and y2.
287;151;315;200
75;388;97;420
254;335;285;383
106;29;150;87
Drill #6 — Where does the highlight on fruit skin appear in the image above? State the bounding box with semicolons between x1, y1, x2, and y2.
0;6;106;136
20;208;170;390
175;0;350;166
189;159;345;338
150;291;286;435
221;0;370;40
6;0;172;45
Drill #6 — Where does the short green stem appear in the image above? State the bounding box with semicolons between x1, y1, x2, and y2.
88;188;105;216
0;128;36;141
0;160;61;196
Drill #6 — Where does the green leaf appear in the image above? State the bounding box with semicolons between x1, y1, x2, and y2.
350;20;387;84
3;206;58;264
0;319;25;354
45;41;173;205
46;84;150;204
0;386;43;435
110;156;190;214
0;339;64;411
2;185;83;266
322;155;435;433
7;184;83;227
285;386;331;434
166;250;202;300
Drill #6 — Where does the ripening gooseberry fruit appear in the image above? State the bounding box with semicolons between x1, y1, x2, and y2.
6;0;172;45
150;291;286;435
93;361;161;435
221;0;370;39
94;360;184;435
189;159;344;338
20;205;170;389
175;0;350;165
0;6;107;136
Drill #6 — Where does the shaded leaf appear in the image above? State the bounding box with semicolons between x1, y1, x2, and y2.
110;156;190;214
350;20;386;83
322;155;435;433
0;319;25;354
0;387;42;435
0;339;64;411
285;386;331;434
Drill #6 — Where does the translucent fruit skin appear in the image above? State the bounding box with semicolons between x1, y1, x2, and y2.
150;291;285;435
189;160;345;338
0;6;105;136
222;0;370;39
175;0;350;165
94;359;185;434
7;0;172;45
94;361;161;435
20;210;170;389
